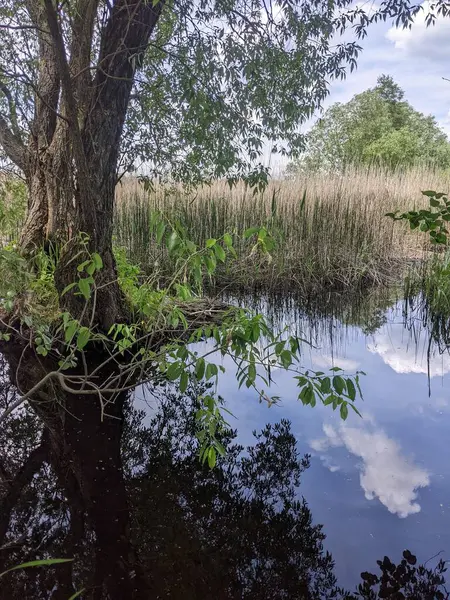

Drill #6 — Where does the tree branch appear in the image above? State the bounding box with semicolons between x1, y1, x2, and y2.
69;0;100;117
0;115;28;173
83;0;164;184
42;0;98;235
0;82;22;140
25;0;60;148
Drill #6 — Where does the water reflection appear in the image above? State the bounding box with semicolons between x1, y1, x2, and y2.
0;371;347;599
2;288;450;598
311;422;430;518
212;288;450;588
368;329;450;376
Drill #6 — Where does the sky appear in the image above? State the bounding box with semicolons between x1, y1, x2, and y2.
269;1;450;172
328;2;450;132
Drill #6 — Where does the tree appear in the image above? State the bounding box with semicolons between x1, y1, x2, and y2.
288;75;450;173
0;2;449;597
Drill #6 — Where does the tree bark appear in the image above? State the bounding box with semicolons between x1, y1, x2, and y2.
12;1;164;327
0;2;166;593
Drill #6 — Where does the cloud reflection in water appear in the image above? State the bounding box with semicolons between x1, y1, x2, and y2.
311;422;430;518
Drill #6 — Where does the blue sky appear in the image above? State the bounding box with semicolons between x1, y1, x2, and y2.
327;1;450;133
269;2;450;172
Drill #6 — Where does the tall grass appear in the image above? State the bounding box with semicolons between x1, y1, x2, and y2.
113;166;450;293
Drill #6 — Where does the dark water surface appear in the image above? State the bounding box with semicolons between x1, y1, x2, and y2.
2;289;450;598
198;293;450;589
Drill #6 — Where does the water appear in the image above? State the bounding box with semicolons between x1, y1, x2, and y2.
2;289;450;598
201;293;450;589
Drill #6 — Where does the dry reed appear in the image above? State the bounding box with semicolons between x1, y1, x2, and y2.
114;165;450;293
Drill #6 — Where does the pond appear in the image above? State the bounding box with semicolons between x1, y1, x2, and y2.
2;287;450;598
195;291;450;590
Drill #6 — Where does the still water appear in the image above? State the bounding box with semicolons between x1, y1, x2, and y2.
179;291;450;589
2;289;450;598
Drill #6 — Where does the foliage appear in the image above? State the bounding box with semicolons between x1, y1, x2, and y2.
387;190;450;246
1;4;450;184
287;76;450;174
0;0;362;186
350;551;448;600
0;177;26;240
0;223;363;462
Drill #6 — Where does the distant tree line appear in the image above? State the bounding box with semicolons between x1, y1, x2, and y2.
287;75;450;174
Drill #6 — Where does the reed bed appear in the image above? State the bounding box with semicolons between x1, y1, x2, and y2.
114;166;450;294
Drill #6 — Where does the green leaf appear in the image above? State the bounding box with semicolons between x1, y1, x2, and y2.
64;320;78;344
0;558;73;578
214;440;226;456
61;282;77;297
347;379;356;401
166;361;182;381
206;238;217;248
223;233;233;247
204;255;216;274
179;371;189;393
430;198;441;207
280;350;292;368
86;261;96;275
76;327;90;350
77;260;90;272
349;403;362;417
167;231;179;252
205;363;218;380
156;221;166;244
248;362;256;384
299;385;314;406
195;357;205;380
340;403;348;420
243;226;259;239
422;190;437;197
275;341;285;355
333;375;345;394
78;278;91;300
320;377;331;394
214;244;226;262
92;252;103;270
207;447;216;468
251;322;260;342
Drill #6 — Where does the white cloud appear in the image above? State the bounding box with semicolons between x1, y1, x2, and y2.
273;2;450;170
311;422;430;518
368;332;450;377
312;354;360;372
386;2;450;63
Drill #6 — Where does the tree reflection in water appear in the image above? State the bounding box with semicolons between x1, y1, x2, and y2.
0;356;447;599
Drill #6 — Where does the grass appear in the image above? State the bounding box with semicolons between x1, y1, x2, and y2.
403;251;450;347
114;165;450;294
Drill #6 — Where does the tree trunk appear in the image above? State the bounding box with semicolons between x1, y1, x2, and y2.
0;1;166;594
